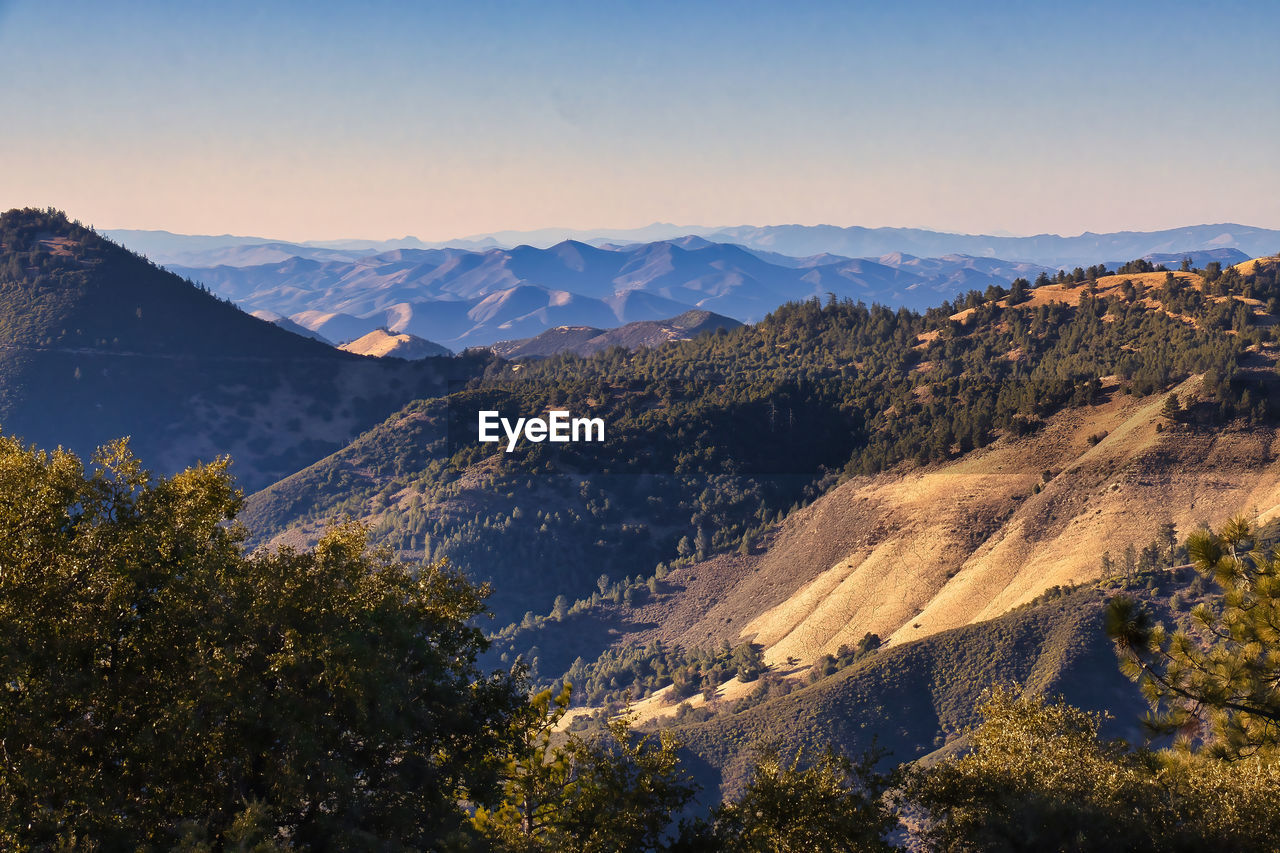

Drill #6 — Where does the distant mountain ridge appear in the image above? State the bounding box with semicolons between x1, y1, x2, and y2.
488;310;742;359
109;222;1280;270
169;240;1052;348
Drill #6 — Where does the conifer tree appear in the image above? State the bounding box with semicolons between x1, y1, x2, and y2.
1107;516;1280;756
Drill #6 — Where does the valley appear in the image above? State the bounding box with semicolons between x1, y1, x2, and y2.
5;206;1280;845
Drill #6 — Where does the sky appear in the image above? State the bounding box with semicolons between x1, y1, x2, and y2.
1;0;1277;241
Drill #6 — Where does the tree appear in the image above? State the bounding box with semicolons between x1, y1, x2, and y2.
475;695;696;853
696;747;897;852
1007;277;1029;305
554;719;696;852
473;685;575;850
1107;516;1280;757
1158;519;1179;565
0;437;522;849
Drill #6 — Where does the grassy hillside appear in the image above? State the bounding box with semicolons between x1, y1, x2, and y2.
0;208;485;490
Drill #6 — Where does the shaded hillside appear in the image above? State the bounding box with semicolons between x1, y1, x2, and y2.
489;310;742;358
665;582;1177;798
241;258;1273;625
0;208;483;490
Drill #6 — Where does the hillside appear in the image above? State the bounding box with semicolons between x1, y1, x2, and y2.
662;580;1187;798
241;256;1276;628
489;310;742;358
338;328;451;359
527;370;1277;670
0;208;483;490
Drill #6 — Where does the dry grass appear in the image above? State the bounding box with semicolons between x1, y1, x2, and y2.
339;329;417;357
635;374;1280;669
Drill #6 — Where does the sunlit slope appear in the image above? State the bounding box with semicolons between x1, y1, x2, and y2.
622;364;1274;670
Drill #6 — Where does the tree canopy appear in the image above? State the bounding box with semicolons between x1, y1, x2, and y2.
0;436;522;849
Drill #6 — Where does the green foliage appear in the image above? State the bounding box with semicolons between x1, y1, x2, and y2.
0;436;522;849
1107;516;1280;757
475;691;696;853
473;685;576;849
904;688;1280;852
691;748;898;852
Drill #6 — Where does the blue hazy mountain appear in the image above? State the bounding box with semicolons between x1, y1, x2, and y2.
700;223;1280;269
113;222;1280;271
170;240;1054;348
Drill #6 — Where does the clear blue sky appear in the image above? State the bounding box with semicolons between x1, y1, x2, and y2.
1;0;1277;240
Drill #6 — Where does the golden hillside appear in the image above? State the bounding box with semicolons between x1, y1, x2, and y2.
338;328;450;359
639;370;1280;668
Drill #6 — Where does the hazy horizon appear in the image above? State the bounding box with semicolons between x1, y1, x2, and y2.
98;218;1280;249
3;0;1277;241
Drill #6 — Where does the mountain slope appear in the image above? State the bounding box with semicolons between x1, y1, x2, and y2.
665;582;1174;798
0;208;481;490
240;259;1272;627
338;328;451;359
489;310;742;358
594;371;1279;671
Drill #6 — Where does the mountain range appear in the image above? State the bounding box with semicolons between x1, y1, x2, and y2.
167;239;1052;347
109;222;1277;270
108;222;1265;351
